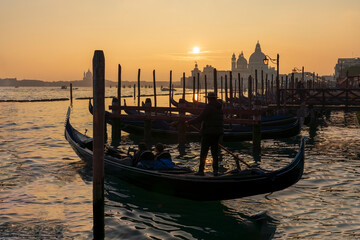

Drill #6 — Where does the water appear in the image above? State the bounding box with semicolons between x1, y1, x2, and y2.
0;87;359;239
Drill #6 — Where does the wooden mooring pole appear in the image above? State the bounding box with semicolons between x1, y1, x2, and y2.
178;100;186;146
137;69;141;112
112;64;122;140
197;72;200;102
220;76;223;101
214;68;218;97
255;69;258;98
205;75;208;104
234;78;237;100
238;73;242;106
169;70;172;108
248;75;252;109
70;83;73;107
346;71;349;110
261;70;264;100
133;84;136;101
92;50;105;240
192;76;196;102
182;72;185;100
153;70;157;108
225;74;228;102
117;64;121;106
144;98;152;147
229;71;233;104
265;74;268;105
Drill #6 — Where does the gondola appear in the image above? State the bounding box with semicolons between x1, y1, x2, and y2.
89;100;301;141
65;108;306;201
120;117;301;142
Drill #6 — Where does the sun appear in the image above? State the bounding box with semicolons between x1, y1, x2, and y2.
192;46;200;54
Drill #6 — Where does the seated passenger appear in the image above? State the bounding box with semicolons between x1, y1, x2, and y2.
132;142;148;167
136;150;155;169
153;143;175;170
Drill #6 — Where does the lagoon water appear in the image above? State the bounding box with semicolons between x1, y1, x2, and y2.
0;86;359;239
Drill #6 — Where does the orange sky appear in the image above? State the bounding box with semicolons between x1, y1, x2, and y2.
1;0;359;82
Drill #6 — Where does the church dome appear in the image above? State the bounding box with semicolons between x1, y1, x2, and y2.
249;41;266;65
237;51;247;69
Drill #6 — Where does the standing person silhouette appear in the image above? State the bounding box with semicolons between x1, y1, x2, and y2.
186;92;224;176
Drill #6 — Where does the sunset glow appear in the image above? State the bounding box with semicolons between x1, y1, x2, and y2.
192;47;200;54
0;0;359;82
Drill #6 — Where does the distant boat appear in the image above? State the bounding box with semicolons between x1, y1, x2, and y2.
14;86;19;88
61;86;67;89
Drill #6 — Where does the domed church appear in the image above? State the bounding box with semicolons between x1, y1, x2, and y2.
231;41;276;78
182;41;277;90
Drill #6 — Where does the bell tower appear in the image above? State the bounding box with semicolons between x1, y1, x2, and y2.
231;53;236;71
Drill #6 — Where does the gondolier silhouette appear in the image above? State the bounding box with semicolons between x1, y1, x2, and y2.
186;92;224;176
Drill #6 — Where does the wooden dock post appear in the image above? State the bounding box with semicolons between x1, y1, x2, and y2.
220;76;223;101
169;70;172;108
112;64;122;140
133;84;136;100
144;98;152;147
291;73;295;102
345;71;349;110
137;69;141;112
70;83;73;107
285;75;288;107
248;75;253;109
192;76;196;102
197;72;200;101
117;64;121;105
238;73;242;106
252;101;261;155
214;68;218;97
153;70;157;108
92;50;105;240
265;74;268;104
225;74;228;103
261;70;264;100
229;71;233;104
182;72;185;100
255;69;258;98
276;54;280;109
178;100;186;146
205;75;208;104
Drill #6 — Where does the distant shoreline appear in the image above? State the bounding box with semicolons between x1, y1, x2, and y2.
0;78;181;88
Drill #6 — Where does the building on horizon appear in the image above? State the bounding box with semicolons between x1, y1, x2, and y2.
334;57;360;79
83;69;92;84
182;41;277;90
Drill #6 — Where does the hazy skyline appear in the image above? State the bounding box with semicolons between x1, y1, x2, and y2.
1;0;359;82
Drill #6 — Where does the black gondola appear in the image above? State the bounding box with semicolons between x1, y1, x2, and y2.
89;100;301;141
65;108;306;201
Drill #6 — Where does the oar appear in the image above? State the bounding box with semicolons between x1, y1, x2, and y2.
189;124;251;169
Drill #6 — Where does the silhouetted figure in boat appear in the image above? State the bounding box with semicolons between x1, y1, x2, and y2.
136;142;175;170
131;142;150;167
186;92;224;176
153;142;175;169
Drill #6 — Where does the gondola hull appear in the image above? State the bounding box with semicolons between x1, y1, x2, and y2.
120;119;301;142
89;100;300;141
65;109;306;201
